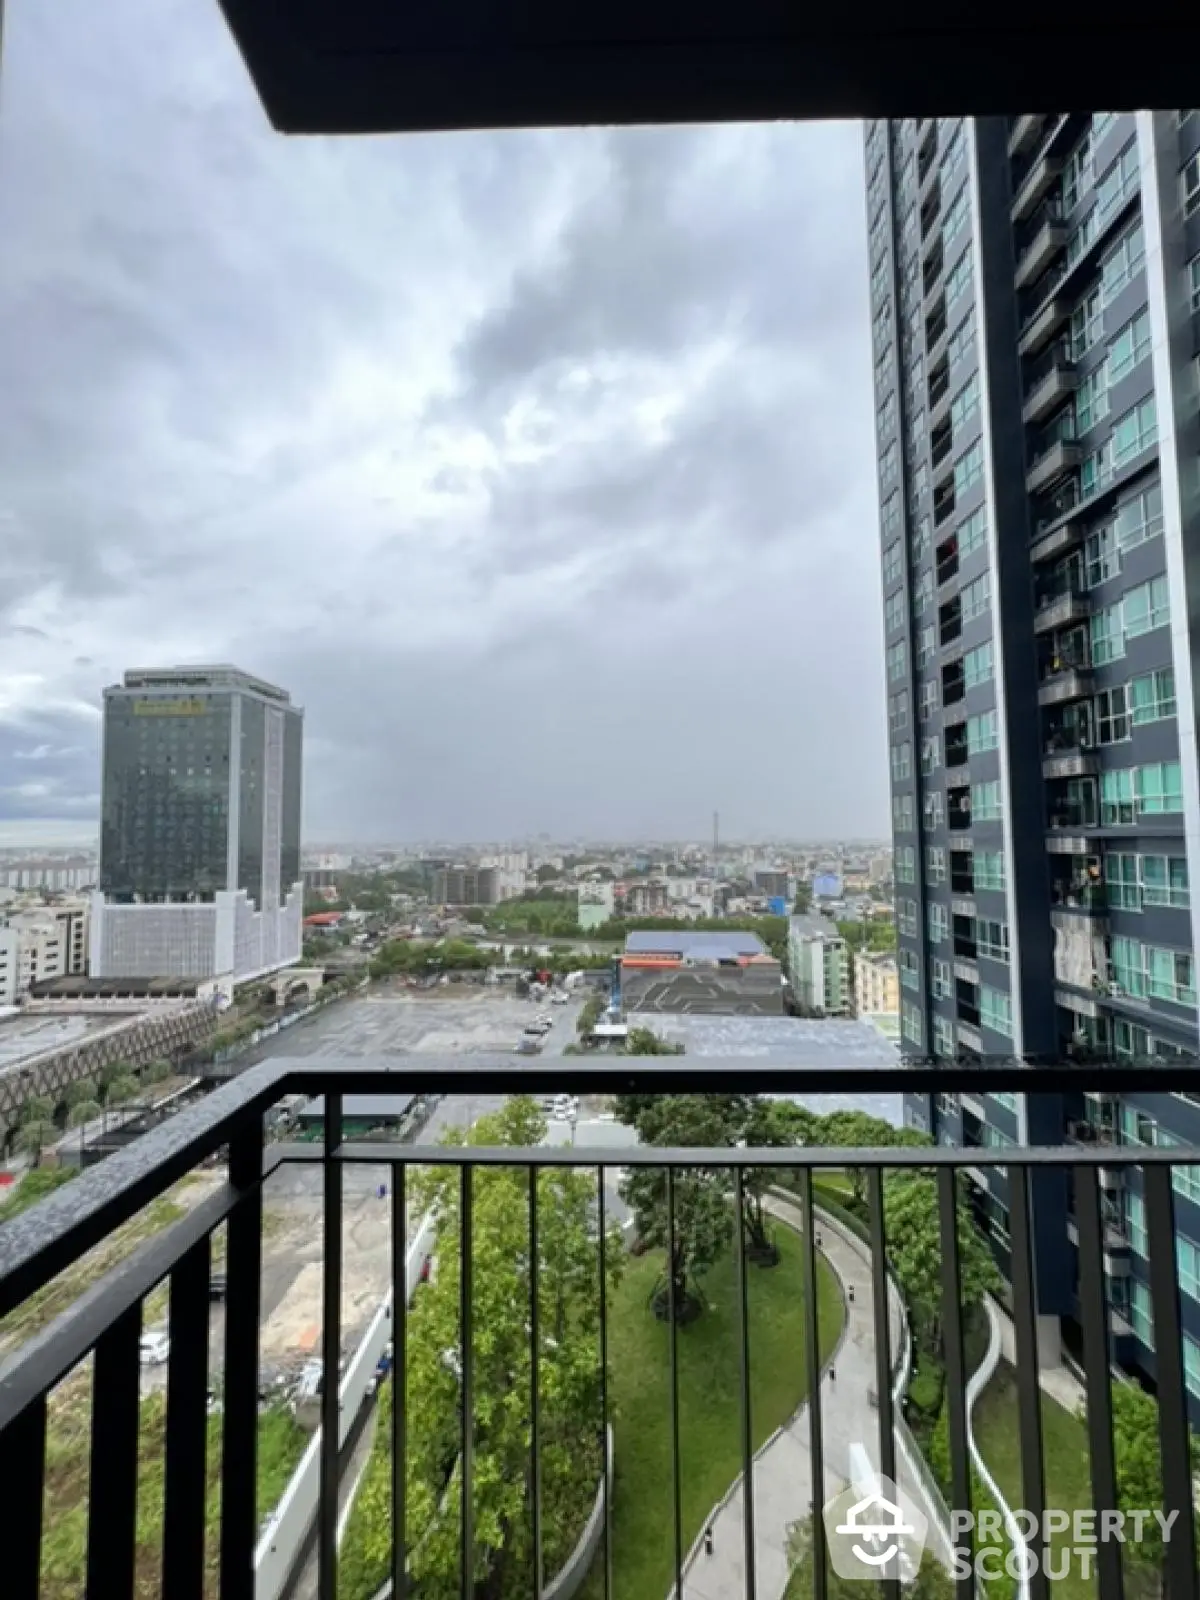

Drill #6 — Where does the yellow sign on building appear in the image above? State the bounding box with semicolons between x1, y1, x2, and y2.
132;697;207;716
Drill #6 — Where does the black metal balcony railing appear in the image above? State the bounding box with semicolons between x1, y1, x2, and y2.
4;1057;1200;1600
1051;880;1108;911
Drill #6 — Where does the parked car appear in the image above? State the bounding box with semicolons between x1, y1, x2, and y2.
209;1272;228;1301
515;1038;541;1055
139;1331;171;1365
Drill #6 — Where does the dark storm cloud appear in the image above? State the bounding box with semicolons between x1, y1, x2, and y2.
0;0;886;840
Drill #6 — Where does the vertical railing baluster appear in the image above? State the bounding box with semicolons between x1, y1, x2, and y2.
1074;1164;1123;1600
10;1394;47;1600
866;1167;899;1600
529;1164;543;1597
461;1162;475;1599
734;1166;756;1599
391;1160;407;1598
598;1165;613;1600
221;1119;264;1600
798;1166;826;1600
1144;1163;1199;1594
936;1167;972;1600
163;1235;212;1600
1007;1164;1047;1600
318;1094;343;1600
667;1165;683;1600
87;1301;141;1600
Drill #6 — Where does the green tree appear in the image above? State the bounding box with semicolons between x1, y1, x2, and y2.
63;1077;99;1109
883;1174;1000;1353
577;994;604;1038
342;1097;621;1600
105;1074;141;1106
624;1027;685;1056
16;1120;56;1165
67;1100;104;1130
619;1096;736;1320
143;1059;172;1085
19;1095;56;1127
1108;1380;1200;1587
792;882;813;915
814;1111;932;1209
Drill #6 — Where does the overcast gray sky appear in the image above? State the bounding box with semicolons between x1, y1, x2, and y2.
0;0;886;847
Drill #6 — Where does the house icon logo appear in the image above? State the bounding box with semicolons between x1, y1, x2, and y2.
823;1466;928;1582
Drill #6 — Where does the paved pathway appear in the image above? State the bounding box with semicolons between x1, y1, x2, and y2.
676;1195;940;1600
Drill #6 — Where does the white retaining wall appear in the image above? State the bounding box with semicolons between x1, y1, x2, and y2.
253;1208;437;1600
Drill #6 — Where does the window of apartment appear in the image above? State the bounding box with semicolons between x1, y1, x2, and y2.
893;794;915;831
1075;366;1110;435
1096;685;1129;743
947;312;975;368
885;590;906;633
896;845;917;885
1191;253;1200;313
891;741;912;781
1101;768;1136;824
921;735;941;775
898;899;919;937
911;460;929;501
1184;154;1200;219
931;957;952;1000
942;186;969;246
963;640;994;689
975;850;1006;891
1149;947;1196;1006
924;790;945;829
967;710;999;754
1141;855;1189;910
1085;523;1119;587
950;372;980;436
972;779;1003;821
901;1001;925;1049
1136;760;1183;815
888;687;910;732
928;902;949;943
961;571;991;623
883;539;903;584
1061;130;1094;210
887;640;908;681
1100;220;1145;304
881;490;902;537
1111;396;1158;471
1090;601;1125;665
957;505;987;560
945;250;972;306
919;679;939;721
954;439;985;497
1116;482;1164;552
875;339;895;393
898;947;920;991
1096;140;1139;222
1122;574;1170;638
916;624;936;667
980;986;1014;1038
1105;852;1141;910
906;410;927;466
1108;309;1152;385
879;439;899;484
1178;1239;1200;1302
1126;1192;1149;1258
983;1122;1014;1148
976;918;1010;963
871;254;890;305
914;571;934;615
908;346;925;403
926;845;947;885
1070;291;1103;359
911;514;932;562
1129;667;1176;725
932;1014;955;1057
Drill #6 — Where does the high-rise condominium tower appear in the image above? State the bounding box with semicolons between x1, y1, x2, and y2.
870;112;1200;1389
92;665;304;982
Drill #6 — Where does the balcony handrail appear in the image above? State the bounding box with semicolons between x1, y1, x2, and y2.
1036;569;1086;610
1024;337;1074;392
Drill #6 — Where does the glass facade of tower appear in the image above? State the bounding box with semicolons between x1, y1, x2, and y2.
870;111;1200;1401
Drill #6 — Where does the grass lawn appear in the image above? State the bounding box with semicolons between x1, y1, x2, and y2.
39;1374;307;1600
579;1220;844;1600
972;1360;1096;1600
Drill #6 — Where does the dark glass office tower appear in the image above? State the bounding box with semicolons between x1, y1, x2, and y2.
95;666;303;980
868;112;1200;1390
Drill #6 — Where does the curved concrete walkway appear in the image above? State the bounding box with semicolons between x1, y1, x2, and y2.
675;1194;946;1600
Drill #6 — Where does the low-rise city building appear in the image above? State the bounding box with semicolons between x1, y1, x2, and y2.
853;948;899;1019
787;914;851;1016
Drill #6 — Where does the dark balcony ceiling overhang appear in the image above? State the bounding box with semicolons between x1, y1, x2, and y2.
212;4;1200;137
